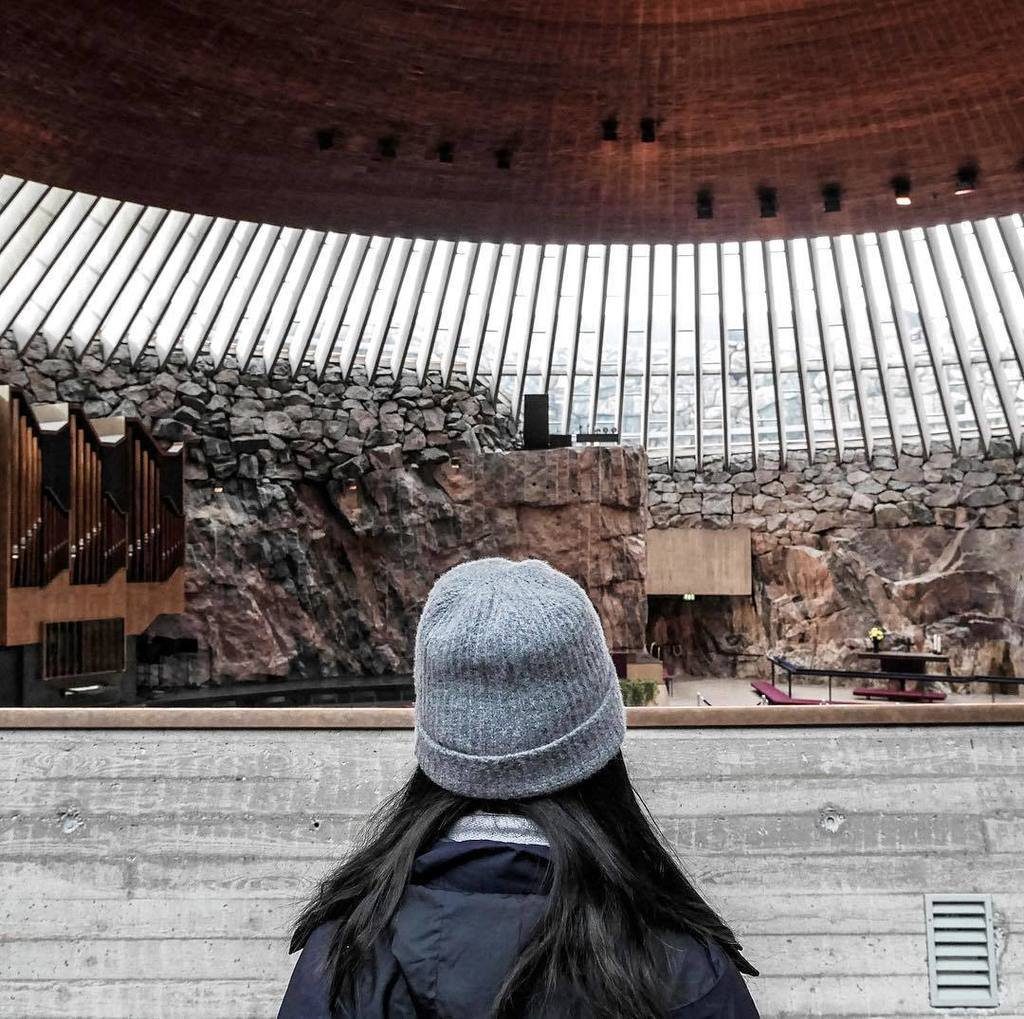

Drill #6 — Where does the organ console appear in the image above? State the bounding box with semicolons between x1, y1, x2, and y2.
0;385;185;699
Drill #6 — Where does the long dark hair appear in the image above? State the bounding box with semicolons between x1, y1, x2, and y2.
292;751;756;1018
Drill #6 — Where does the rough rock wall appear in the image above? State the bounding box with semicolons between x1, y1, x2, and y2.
0;339;646;687
178;444;647;684
648;450;1024;679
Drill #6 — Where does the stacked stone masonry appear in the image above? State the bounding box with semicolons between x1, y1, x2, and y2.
648;448;1023;534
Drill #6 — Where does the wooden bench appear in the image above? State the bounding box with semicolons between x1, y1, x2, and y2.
853;686;947;703
751;680;833;706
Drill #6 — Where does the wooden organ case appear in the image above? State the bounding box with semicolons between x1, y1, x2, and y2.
1;386;185;697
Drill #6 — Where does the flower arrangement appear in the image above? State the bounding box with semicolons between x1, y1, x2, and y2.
868;625;885;650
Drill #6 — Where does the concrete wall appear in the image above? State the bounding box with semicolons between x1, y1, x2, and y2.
1;725;1022;1018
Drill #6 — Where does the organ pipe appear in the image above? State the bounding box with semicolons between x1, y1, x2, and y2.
4;390;182;593
126;425;183;583
7;392;65;587
70;413;114;585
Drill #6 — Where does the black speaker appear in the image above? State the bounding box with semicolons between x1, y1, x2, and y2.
522;393;550;450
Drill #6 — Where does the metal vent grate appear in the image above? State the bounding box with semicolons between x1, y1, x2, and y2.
42;618;126;680
925;894;998;1008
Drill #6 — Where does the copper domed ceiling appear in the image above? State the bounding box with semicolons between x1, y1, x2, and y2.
0;0;1023;244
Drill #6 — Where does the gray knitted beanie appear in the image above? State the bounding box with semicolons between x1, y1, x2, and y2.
413;557;627;800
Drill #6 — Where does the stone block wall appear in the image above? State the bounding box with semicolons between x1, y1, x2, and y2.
648;450;1024;679
1;338;515;482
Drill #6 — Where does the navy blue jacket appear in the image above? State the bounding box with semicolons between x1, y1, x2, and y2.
279;837;760;1018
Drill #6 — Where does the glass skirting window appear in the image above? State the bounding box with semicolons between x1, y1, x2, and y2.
1;173;1023;463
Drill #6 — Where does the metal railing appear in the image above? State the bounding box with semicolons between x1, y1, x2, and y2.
768;655;1023;703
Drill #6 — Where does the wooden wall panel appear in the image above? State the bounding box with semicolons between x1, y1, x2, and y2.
646;526;752;595
0;726;1021;1018
3;569;185;647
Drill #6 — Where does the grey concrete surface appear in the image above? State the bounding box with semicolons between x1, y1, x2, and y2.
1;726;1022;1018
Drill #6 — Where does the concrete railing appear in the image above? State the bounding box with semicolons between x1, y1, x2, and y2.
4;702;1024;728
1;709;1022;1017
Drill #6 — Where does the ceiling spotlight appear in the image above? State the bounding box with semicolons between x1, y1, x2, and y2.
640;118;657;143
758;186;778;219
892;175;912;206
601;117;619;142
496;148;512;170
822;183;842;213
696;188;714;220
378;136;398;159
315;129;334;151
954;164;978;195
437;141;454;163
